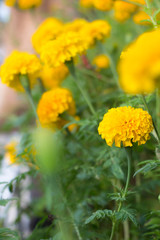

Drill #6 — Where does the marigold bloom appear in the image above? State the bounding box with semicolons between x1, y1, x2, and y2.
37;88;76;128
64;19;88;33
32;18;63;54
0;51;41;91
80;0;93;7
93;54;110;70
133;11;150;25
39;64;69;89
81;20;111;46
98;106;153;147
93;0;113;11
40;31;88;67
113;1;137;22
5;0;42;9
5;141;18;164
118;29;160;94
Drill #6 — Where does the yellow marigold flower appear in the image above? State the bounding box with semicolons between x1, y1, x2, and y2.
64;19;88;33
5;141;18;164
0;50;41;91
81;20;111;46
132;0;145;4
93;0;113;11
118;29;160;94
40;31;88;67
39;64;69;89
37;88;76;128
98;106;153;147
93;54;110;70
32;18;63;54
80;0;93;7
5;0;16;7
133;11;151;25
113;1;137;22
5;0;42;9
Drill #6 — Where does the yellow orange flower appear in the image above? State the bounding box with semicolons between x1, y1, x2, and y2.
39;64;69;89
68;116;80;132
5;141;18;164
0;50;41;91
80;0;93;7
5;0;42;9
118;29;160;94
93;54;110;70
93;0;113;11
32;18;63;54
98;106;153;147
113;1;137;22
40;31;88;67
81;20;111;46
37;88;76;128
133;11;151;25
64;19;88;33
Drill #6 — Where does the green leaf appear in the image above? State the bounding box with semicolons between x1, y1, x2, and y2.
134;161;159;176
0;228;20;240
116;207;137;226
85;209;114;224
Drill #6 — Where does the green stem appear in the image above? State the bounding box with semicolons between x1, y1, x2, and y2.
66;60;96;115
38;77;46;93
20;74;39;120
109;148;131;240
141;95;160;144
109;221;116;240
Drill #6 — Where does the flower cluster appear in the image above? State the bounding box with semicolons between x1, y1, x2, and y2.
98;106;153;147
118;29;160;94
0;50;41;91
37;88;76;128
5;0;42;9
80;0;147;23
37;18;110;67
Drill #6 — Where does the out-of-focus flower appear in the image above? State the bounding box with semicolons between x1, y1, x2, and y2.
80;0;93;7
64;18;88;33
5;141;18;164
133;11;151;25
0;50;41;91
40;31;88;67
5;0;42;9
98;106;153;147
93;54;110;70
37;88;76;128
113;1;137;22
93;0;113;11
118;29;160;94
39;64;69;89
32;18;63;54
81;20;111;46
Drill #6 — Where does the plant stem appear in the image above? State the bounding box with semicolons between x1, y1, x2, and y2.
141;95;160;144
156;89;160;134
20;74;39;120
109;148;132;240
66;60;96;115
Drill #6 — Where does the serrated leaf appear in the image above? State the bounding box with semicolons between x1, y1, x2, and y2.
85;209;114;224
134;162;159;176
116;207;137;226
